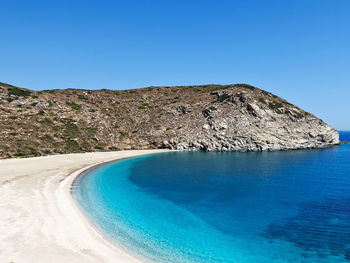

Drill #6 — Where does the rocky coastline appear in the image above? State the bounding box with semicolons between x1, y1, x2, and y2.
0;82;340;158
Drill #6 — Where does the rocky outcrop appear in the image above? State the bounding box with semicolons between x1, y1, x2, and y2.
160;89;339;151
163;104;192;115
0;82;339;158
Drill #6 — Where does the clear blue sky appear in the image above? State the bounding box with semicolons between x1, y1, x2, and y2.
0;0;349;130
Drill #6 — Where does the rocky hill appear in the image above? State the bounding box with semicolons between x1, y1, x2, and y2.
0;82;339;158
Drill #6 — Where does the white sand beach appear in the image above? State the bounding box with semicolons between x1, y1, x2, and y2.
0;150;169;263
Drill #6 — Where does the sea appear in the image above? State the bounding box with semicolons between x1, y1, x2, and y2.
73;131;350;263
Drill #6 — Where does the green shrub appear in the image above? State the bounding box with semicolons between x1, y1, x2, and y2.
13;152;24;157
86;127;97;134
209;106;217;111
119;131;127;137
217;94;230;102
65;139;81;151
41;118;53;125
138;102;152;109
282;100;293;106
8;87;31;97
9;132;18;136
268;101;283;110
275;109;283;114
9;115;17;120
154;125;161;130
233;84;256;90
259;98;267;104
65;123;79;133
62;119;79;137
108;146;119;151
66;101;82;111
78;95;88;100
7;98;14;102
94;145;105;150
293;110;304;119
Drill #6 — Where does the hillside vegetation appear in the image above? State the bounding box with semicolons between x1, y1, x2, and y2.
0;82;339;158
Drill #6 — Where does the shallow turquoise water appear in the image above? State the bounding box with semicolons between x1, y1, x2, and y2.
73;138;350;262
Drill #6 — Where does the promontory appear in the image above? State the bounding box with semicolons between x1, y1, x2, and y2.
0;82;339;158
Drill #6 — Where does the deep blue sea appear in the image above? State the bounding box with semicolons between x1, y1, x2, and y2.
73;132;350;263
340;131;350;142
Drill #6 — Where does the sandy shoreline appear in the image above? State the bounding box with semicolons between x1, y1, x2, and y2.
0;150;169;263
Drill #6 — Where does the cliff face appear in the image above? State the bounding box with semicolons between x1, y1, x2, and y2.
0;82;339;158
162;89;339;151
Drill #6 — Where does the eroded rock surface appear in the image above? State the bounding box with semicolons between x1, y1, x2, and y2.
0;82;339;157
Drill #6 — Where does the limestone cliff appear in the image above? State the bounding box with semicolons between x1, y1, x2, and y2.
0;82;339;158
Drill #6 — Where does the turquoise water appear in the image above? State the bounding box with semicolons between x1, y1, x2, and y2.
73;134;350;263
